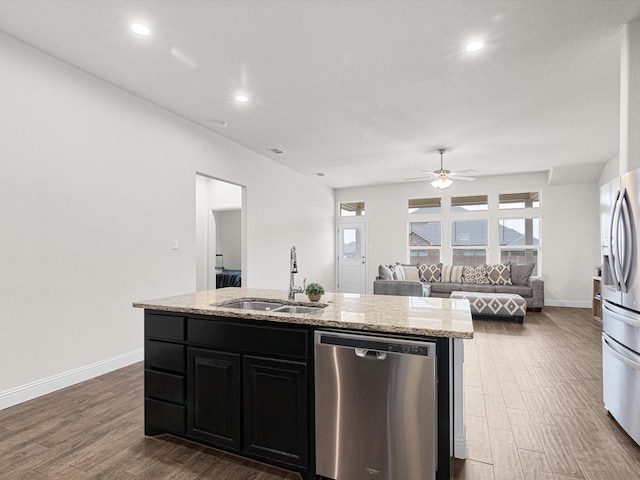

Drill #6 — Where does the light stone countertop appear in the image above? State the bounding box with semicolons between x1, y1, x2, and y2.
133;288;474;339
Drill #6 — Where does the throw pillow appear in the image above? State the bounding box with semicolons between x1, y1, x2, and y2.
396;263;420;281
440;265;463;283
450;266;464;283
417;263;442;282
441;265;451;282
391;265;405;280
511;263;535;286
486;264;512;285
378;264;393;280
462;265;490;284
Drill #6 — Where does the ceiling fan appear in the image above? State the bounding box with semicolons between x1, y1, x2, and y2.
405;148;476;189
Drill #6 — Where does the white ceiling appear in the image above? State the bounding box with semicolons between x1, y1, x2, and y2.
1;0;639;188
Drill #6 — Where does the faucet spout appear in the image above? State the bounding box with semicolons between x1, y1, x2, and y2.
289;246;305;300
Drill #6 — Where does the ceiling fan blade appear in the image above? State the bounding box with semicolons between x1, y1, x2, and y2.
404;175;436;181
453;176;476;181
449;169;476;177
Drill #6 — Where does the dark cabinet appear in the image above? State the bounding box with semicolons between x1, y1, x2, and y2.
144;312;312;477
185;318;310;469
187;348;241;450
144;311;187;436
243;355;308;468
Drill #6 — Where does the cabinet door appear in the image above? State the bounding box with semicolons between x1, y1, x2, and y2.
243;355;308;468
187;348;241;451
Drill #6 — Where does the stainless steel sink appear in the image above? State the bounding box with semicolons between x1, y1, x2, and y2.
215;298;327;314
218;300;283;311
272;305;325;314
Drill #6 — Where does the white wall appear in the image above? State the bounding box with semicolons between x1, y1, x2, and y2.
335;172;600;306
0;33;334;394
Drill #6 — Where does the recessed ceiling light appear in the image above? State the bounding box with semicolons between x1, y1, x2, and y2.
465;41;484;52
235;95;249;103
130;23;152;36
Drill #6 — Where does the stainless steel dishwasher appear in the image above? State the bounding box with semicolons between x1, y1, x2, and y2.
314;330;437;480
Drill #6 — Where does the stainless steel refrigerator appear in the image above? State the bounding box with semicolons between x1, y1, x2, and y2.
601;168;640;445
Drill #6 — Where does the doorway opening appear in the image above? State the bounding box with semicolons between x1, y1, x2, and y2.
195;174;245;291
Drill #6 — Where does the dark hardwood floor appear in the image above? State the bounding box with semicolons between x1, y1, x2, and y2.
1;307;639;479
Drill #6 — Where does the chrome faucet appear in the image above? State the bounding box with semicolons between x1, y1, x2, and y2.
289;246;306;300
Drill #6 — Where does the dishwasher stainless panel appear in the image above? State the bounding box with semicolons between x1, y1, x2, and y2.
315;330;437;480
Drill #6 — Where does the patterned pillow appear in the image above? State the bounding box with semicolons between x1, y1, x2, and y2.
486;264;512;285
462;265;490;284
417;263;442;282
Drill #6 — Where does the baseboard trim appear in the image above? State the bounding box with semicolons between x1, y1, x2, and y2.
544;300;591;308
0;348;143;410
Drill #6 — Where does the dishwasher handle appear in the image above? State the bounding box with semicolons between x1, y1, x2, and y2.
355;348;388;360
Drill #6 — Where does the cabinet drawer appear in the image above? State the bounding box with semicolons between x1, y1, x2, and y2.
189;318;308;359
146;340;185;373
145;312;186;341
145;398;185;436
145;369;185;405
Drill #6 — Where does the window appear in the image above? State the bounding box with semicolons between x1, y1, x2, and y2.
453;249;487;266
408;221;441;264
498;218;540;246
500;250;539;276
451;219;487;266
340;202;365;216
408;197;441;214
452;219;488;245
499;218;540;274
499;192;540;209
451;195;488;212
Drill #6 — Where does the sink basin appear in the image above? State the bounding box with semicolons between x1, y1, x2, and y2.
272;305;325;314
218;300;283;311
214;298;327;314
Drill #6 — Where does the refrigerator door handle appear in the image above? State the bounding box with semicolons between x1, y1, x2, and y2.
603;301;640;328
603;334;640;371
620;189;634;293
610;190;624;291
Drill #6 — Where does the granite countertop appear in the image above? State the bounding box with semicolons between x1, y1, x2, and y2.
133;288;473;339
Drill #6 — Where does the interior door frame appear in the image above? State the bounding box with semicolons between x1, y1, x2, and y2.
335;219;368;293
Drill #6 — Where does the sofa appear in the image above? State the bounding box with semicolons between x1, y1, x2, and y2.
373;262;544;311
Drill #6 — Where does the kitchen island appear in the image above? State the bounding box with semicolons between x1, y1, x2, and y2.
134;288;473;480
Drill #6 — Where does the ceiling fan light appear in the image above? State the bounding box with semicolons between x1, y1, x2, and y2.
431;177;453;189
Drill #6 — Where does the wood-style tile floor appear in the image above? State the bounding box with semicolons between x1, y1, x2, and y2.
454;307;640;480
1;307;639;479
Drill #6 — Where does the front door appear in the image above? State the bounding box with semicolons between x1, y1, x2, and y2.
337;222;367;293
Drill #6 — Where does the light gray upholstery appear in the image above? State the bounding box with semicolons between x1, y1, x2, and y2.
374;276;544;310
373;280;430;297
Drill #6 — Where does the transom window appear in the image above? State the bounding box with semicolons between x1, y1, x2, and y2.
451;195;488;212
499;192;540;209
340;202;365;216
408;197;441;214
